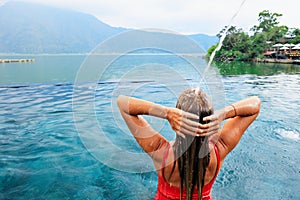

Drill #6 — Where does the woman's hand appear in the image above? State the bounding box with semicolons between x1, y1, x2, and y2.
166;107;222;138
202;109;225;136
166;107;197;138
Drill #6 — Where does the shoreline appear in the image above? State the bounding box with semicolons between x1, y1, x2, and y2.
256;58;300;65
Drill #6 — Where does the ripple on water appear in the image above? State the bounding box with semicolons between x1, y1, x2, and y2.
1;73;300;199
274;128;300;141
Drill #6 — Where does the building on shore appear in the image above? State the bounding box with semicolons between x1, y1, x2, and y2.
263;43;300;60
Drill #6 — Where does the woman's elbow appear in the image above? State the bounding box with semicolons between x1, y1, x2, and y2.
117;95;131;113
252;96;261;114
117;95;126;109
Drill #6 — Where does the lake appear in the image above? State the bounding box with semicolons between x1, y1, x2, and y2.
0;54;299;199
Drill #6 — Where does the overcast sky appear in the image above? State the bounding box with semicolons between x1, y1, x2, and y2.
3;0;299;35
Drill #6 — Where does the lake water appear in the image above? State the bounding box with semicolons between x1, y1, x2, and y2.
0;54;299;199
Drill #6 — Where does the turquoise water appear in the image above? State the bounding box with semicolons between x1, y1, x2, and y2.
0;55;300;199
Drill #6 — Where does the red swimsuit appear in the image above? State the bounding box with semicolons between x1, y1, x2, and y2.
154;144;220;200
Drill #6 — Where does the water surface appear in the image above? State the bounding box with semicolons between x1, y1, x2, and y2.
0;55;299;199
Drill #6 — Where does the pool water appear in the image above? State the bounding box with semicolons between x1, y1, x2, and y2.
0;55;299;199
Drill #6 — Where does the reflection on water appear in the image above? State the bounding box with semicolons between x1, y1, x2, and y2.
215;61;300;76
0;55;300;86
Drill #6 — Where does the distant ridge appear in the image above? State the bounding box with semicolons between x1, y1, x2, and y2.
0;1;126;53
0;1;218;54
188;34;219;52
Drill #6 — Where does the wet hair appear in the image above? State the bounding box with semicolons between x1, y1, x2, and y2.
170;88;213;200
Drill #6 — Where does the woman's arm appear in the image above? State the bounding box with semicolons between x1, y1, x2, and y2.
117;95;206;162
204;96;261;159
117;95;167;162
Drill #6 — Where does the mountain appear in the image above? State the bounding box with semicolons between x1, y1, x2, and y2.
188;34;219;52
0;1;218;54
0;1;126;53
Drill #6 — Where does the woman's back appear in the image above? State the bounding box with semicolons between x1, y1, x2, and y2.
154;142;221;200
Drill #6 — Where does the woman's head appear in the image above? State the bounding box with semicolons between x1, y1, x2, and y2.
173;88;213;200
176;88;213;119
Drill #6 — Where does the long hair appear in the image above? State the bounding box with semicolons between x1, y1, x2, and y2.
171;88;213;200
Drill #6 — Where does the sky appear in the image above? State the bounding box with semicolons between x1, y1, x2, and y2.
2;0;299;35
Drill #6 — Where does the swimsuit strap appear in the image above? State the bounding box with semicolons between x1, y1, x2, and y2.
213;144;221;179
203;145;221;190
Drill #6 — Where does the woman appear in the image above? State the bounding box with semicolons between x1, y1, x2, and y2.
117;88;260;200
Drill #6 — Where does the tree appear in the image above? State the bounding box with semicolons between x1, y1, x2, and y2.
267;25;288;42
249;10;287;57
207;26;251;61
207;10;297;62
251;10;283;34
249;32;269;58
292;28;300;36
290;28;300;44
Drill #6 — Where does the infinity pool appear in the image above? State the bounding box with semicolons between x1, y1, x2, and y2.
0;55;299;199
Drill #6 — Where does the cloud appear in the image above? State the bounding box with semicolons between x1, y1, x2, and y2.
10;0;300;35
